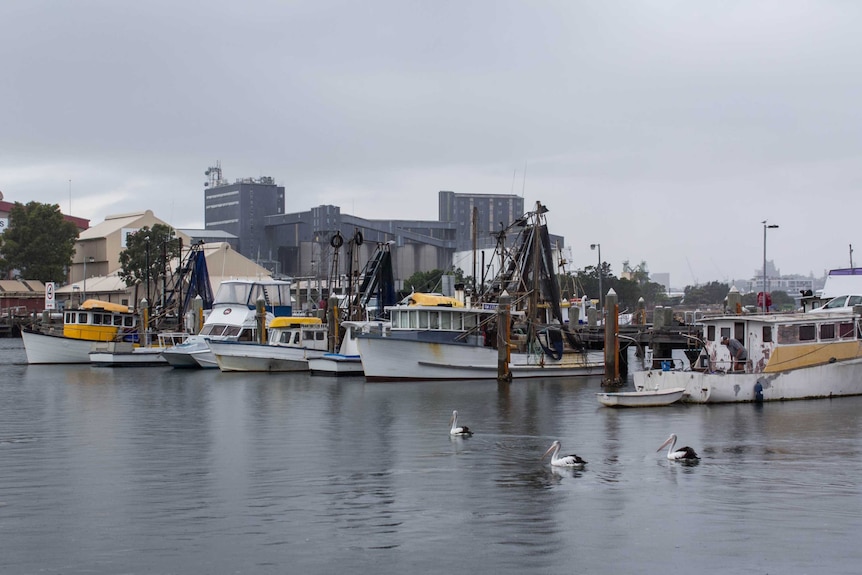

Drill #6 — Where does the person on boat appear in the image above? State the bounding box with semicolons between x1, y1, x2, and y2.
721;336;747;371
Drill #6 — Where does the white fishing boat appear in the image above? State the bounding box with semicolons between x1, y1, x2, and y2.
596;387;686;407
209;317;328;372
21;299;139;364
356;202;604;382
88;333;187;367
633;309;862;403
162;278;293;368
308;320;389;375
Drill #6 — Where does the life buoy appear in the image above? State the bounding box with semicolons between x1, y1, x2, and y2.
353;230;363;246
330;232;344;248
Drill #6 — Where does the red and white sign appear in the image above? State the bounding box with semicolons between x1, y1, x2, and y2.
45;282;56;310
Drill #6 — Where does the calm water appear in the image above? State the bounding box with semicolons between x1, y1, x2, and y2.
2;337;862;574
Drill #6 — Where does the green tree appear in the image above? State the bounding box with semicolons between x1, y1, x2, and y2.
401;268;465;297
0;201;79;282
683;281;731;305
118;224;182;291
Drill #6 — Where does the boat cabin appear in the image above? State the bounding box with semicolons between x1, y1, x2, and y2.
268;316;328;349
63;299;136;341
697;311;862;374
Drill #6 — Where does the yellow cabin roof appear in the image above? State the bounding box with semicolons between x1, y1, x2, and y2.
269;316;323;328
406;293;464;307
80;299;133;314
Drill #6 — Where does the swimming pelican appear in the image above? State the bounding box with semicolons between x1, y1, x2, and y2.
541;440;587;468
657;433;700;460
449;410;473;436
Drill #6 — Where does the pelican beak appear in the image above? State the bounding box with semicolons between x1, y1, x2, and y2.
449;415;455;426
540;446;554;460
656;437;672;452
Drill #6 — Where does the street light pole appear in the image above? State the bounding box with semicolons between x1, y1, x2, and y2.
762;221;779;313
590;243;602;312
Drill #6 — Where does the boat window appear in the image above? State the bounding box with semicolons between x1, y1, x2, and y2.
840;322;855;339
237;329;254;341
762;326;772;343
409;311;418;329
65;312;73;323
799;324;816;341
224;326;242;337
850;296;862;307
419;311;429;329
113;315;123;326
820;323;836;340
279;331;290;344
706;325;716;341
316;331;324;341
78;312;88;323
778;325;797;343
124;315;134;327
92;314;102;325
293;331;300;344
440;312;452;330
464;313;477;330
720;327;731;341
430;312;439;329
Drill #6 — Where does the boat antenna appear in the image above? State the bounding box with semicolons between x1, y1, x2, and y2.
521;162;527;197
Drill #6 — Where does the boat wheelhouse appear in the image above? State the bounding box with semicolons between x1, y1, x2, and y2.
208;316;328;372
21;299;138;364
634;309;862;403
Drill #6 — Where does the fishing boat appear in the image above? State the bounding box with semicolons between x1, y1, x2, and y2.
21;299;139;364
162;278;293;368
633;309;862;403
596;387;686;407
356;202;604;382
208;316;328;372
307;320;389;375
89;332;187;367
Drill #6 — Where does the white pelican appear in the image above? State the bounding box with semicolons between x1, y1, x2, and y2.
541;440;587;468
449;410;473;436
657;433;700;461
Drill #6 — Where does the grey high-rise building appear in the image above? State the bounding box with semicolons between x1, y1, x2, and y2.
203;163;284;262
438;191;525;251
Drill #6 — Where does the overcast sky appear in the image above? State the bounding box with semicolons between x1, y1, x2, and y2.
3;1;861;289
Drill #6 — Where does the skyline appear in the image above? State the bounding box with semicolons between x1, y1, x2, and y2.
3;1;861;287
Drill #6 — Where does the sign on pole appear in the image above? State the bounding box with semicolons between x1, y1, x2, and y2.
45;282;56;310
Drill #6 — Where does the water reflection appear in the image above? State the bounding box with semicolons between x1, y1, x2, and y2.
2;338;862;573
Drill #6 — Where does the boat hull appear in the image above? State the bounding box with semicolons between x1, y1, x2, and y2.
89;349;168;367
357;335;603;381
21;329;95;364
308;353;363;376
209;341;324;372
596;387;686;407
633;358;862;403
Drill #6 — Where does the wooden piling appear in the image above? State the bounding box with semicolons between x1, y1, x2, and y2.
497;293;512;383
603;289;622;386
256;296;267;344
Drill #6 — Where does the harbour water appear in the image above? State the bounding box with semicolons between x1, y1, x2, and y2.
2;337;861;574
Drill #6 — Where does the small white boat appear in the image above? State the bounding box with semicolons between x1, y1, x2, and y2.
596;387;686;408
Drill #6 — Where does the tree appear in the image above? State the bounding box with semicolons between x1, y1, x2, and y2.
683;281;731;305
118;224;182;294
0;201;79;282
401;268;465;297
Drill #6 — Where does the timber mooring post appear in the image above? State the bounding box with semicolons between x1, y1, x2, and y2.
327;295;340;352
635;297;646;325
726;286;742;314
140;298;149;347
256;296;267;344
497;292;512;383
603;289;622;386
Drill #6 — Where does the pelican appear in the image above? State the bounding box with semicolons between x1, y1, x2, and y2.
541;440;587;468
657;433;700;461
449;410;473;436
